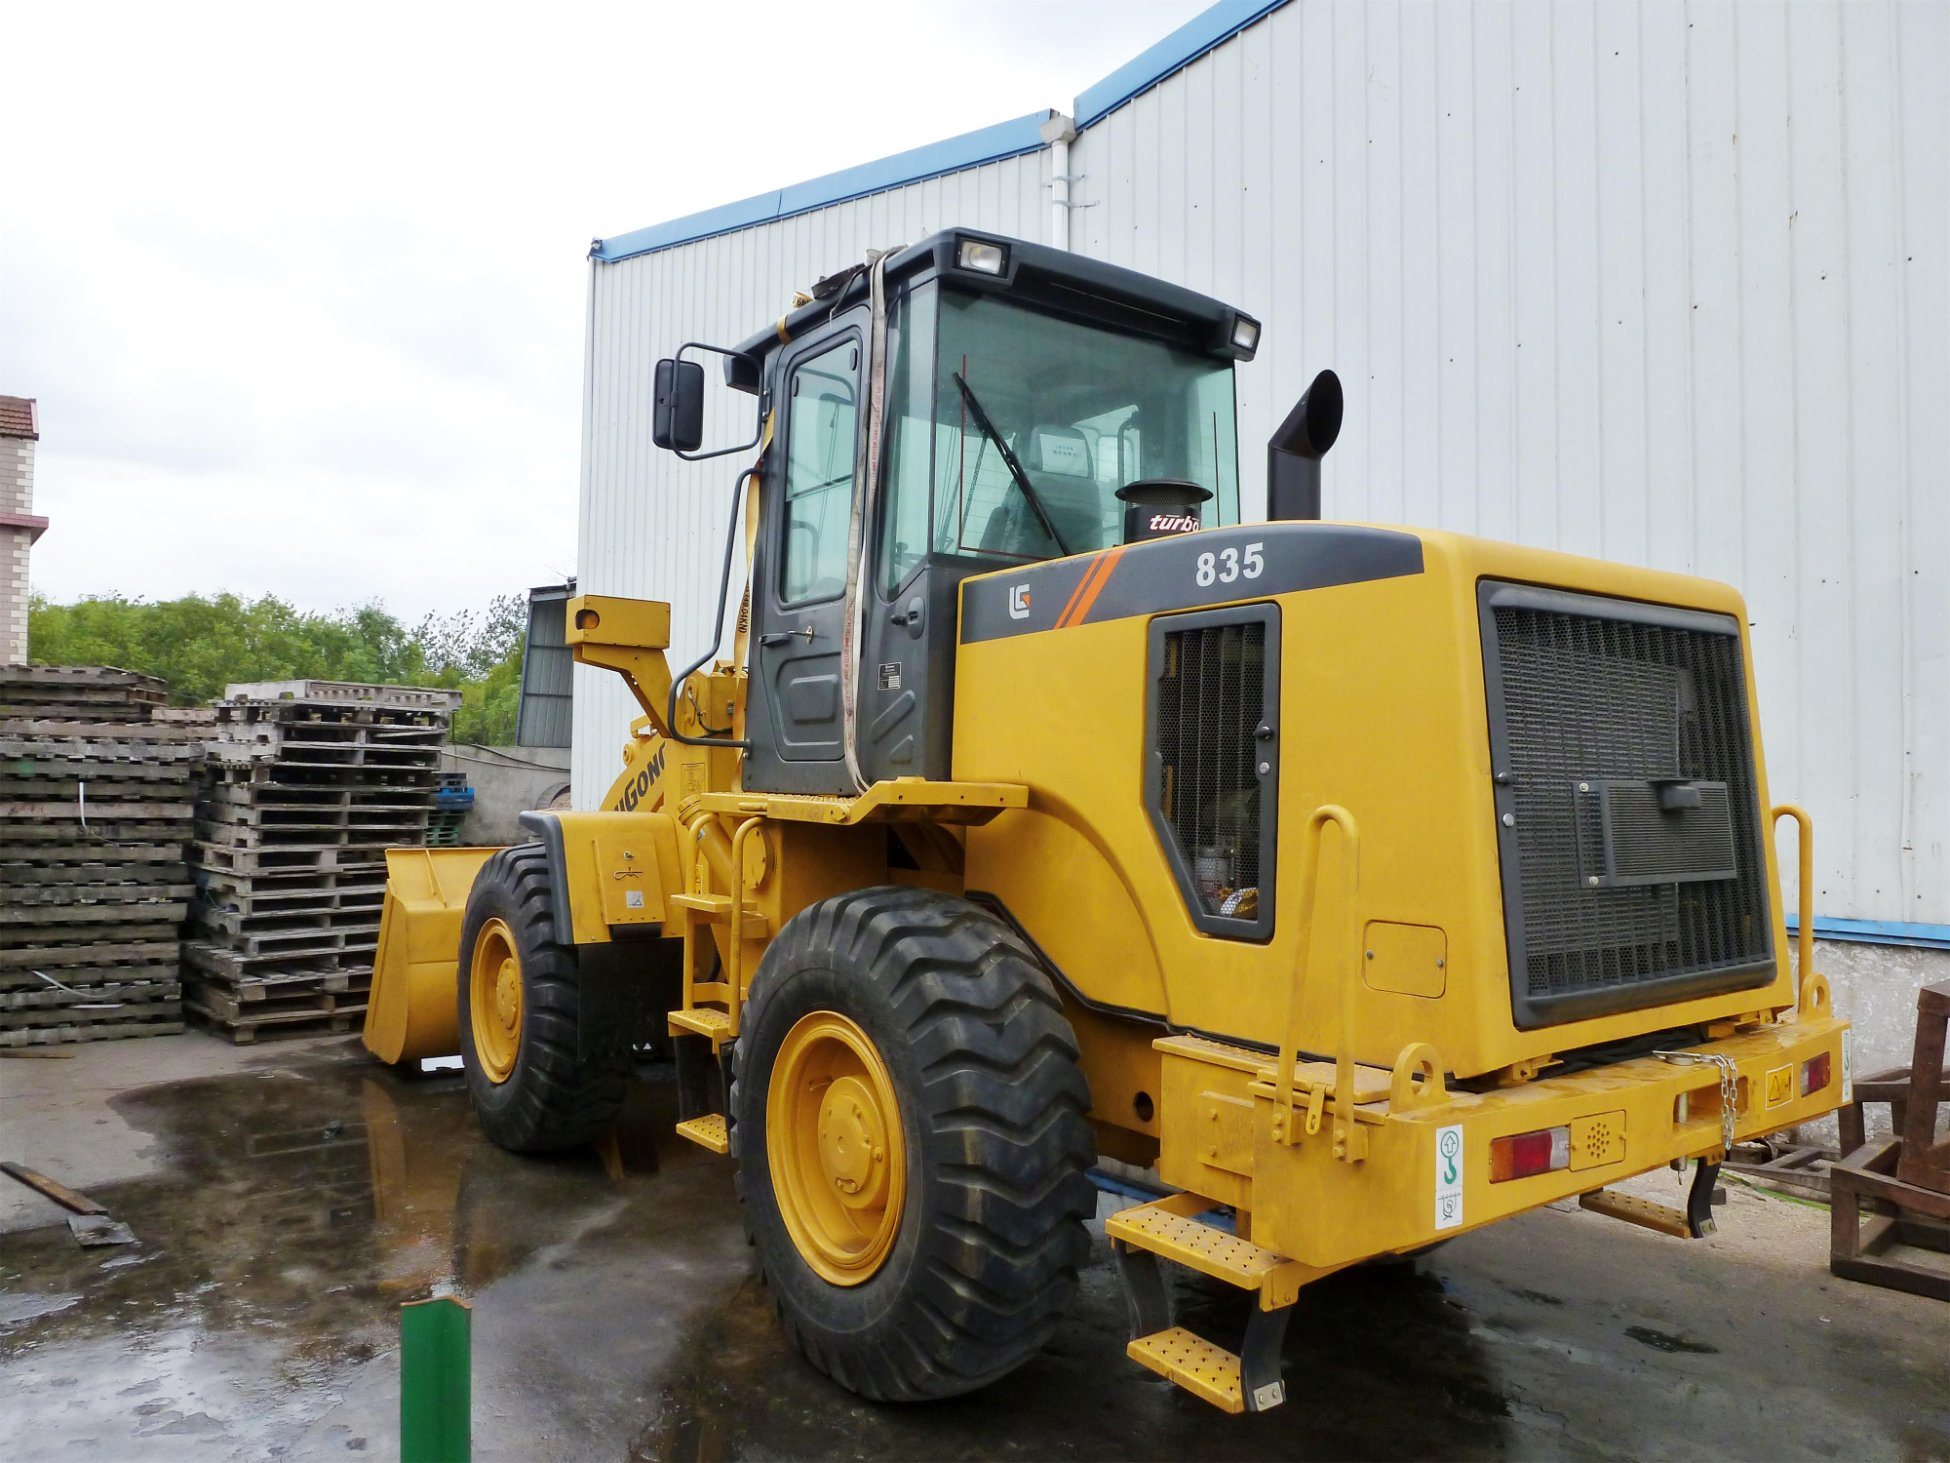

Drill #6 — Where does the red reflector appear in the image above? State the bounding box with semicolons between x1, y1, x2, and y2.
1801;1051;1831;1098
1489;1126;1570;1183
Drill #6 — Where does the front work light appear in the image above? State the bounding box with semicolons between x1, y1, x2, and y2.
1231;314;1261;355
957;239;1008;275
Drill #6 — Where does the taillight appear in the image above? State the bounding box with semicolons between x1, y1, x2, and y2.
1801;1051;1832;1097
1489;1126;1570;1183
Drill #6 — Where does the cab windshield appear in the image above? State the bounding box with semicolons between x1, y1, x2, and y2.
879;285;1240;592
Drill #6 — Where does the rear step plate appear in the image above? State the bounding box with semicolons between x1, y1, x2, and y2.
1128;1327;1251;1413
675;1114;729;1154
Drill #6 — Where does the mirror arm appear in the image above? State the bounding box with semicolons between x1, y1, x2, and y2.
672;341;765;462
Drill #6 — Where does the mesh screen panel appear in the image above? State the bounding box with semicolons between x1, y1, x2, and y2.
1490;602;1771;1018
1156;620;1267;924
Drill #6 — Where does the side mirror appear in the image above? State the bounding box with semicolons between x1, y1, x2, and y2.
652;359;705;453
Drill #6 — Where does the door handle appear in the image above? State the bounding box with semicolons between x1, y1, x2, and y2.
890;596;925;634
759;625;816;648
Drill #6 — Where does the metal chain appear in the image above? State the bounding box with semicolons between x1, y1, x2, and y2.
1655;1049;1740;1157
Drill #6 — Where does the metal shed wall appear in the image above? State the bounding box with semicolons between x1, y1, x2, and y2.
573;150;1052;801
1063;0;1947;929
574;0;1947;935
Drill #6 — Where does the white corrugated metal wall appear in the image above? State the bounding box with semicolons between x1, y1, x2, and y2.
576;0;1947;936
1066;0;1947;930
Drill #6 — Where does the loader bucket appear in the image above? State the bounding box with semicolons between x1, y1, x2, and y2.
362;846;503;1066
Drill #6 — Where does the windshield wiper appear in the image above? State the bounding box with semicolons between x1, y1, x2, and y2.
951;372;1072;558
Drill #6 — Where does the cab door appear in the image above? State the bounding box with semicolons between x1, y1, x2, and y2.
743;321;864;795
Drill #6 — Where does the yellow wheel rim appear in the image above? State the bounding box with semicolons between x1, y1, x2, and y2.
767;1010;907;1286
469;917;522;1084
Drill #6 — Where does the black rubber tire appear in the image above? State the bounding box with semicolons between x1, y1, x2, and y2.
731;886;1097;1402
456;844;629;1153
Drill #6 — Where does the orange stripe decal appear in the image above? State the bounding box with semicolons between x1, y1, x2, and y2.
1064;546;1126;627
1054;554;1107;628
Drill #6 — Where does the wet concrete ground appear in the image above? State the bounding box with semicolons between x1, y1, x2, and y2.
2;1033;1945;1461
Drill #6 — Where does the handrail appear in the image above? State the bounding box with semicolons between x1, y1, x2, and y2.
1273;805;1362;1157
724;816;766;1037
1770;804;1817;1013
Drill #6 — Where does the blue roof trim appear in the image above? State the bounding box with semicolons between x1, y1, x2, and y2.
1072;0;1289;129
592;110;1052;264
1786;915;1950;952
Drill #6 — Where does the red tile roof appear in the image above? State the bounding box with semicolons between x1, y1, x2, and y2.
0;396;37;440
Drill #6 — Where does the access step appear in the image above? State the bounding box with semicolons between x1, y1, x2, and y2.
667;892;769;936
1579;1159;1723;1239
668;1007;732;1043
1107;1192;1300;1414
1127;1326;1263;1414
674;1114;729;1154
1106;1191;1310;1308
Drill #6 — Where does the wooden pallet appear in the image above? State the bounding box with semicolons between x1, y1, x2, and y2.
203;778;433;805
1;800;193;822
186;999;366;1044
0;820;190;845
0;963;180;994
184;940;375;981
190;871;386;914
6;865;191;894
193;898;384;936
1;981;182;1013
0;1017;188;1047
219;680;460;712
0;842;193;866
0;929;180;958
195;803;429;834
187;916;380;957
180;967;361;1001
0;900;191;928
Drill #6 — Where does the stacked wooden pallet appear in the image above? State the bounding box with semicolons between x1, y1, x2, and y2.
185;681;456;1043
0;666;199;1047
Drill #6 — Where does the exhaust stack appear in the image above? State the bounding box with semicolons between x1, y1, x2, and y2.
1266;369;1344;521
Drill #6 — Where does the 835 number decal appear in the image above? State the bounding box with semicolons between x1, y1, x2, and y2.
1194;541;1265;588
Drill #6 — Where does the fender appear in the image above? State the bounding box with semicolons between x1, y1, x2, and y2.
516;808;685;946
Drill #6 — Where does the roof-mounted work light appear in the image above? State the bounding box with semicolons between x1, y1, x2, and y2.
956;238;1009;276
1230;313;1261;357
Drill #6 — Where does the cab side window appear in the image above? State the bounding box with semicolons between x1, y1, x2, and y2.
781;339;860;605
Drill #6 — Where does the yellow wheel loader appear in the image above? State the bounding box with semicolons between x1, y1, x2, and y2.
365;230;1850;1413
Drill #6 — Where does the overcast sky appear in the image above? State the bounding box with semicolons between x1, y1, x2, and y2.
0;0;1208;620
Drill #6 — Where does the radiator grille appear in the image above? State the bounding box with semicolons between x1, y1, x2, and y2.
1485;590;1773;1026
1151;611;1275;936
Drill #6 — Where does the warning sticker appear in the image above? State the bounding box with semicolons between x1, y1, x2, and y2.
624;889;644;910
1434;1125;1465;1231
878;662;902;691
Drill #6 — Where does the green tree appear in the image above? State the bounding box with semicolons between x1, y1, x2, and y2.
26;591;530;744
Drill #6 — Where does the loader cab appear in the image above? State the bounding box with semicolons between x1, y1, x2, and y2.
694;230;1258;795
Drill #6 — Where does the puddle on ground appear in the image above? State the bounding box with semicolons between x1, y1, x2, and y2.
628;1254;1517;1462
0;1040;705;1456
32;1035;1905;1460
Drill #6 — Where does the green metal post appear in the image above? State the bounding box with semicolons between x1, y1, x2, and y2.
400;1296;471;1462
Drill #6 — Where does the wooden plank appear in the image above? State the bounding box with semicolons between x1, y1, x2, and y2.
0;1161;108;1215
0;800;193;820
0;981;181;1012
0;937;181;967
0;1018;187;1048
0;901;189;927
